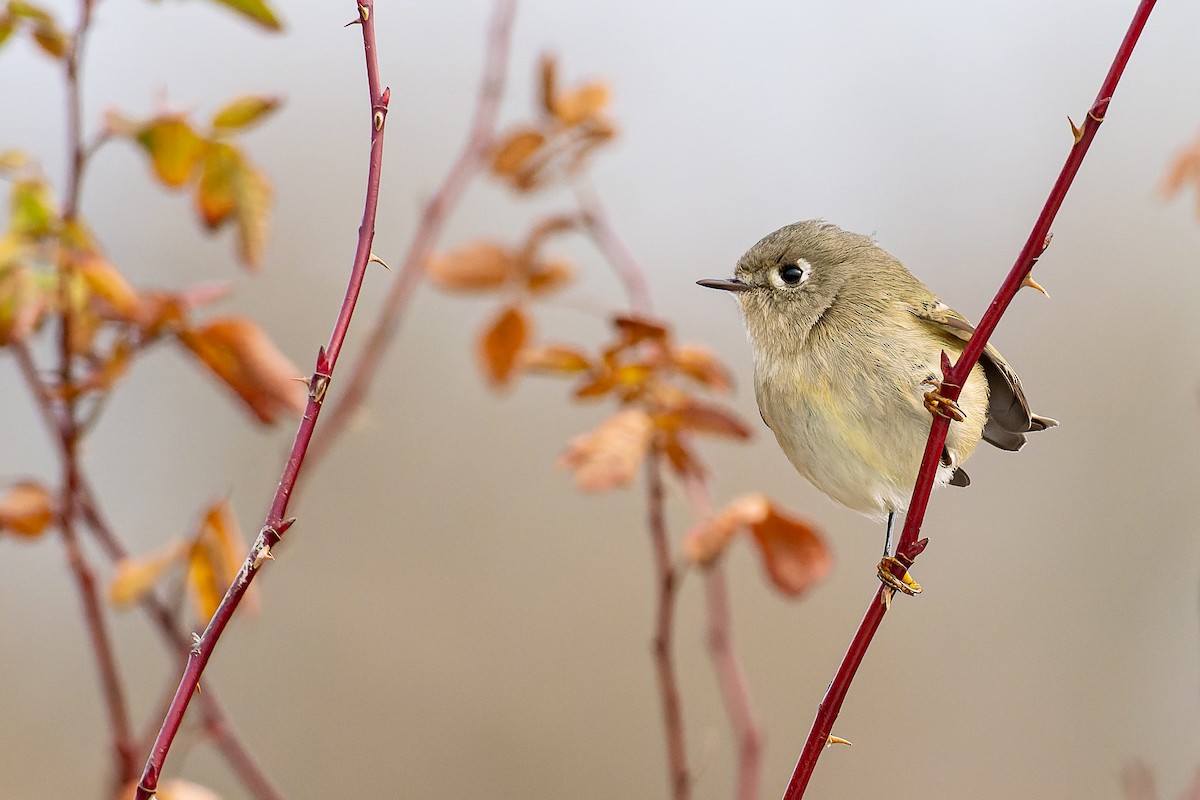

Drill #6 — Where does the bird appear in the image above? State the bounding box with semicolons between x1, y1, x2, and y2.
699;220;1055;598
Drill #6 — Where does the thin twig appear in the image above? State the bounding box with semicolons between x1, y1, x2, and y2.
646;452;690;800
132;3;391;796
781;3;1158;796
572;177;655;317
312;0;518;463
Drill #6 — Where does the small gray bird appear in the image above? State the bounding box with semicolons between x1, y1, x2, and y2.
700;220;1055;595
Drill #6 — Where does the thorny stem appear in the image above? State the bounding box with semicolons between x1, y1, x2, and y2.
132;3;391;796
646;453;690;800
11;344;285;800
780;3;1158;797
312;0;518;463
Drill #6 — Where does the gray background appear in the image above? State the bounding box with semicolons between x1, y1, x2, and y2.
2;1;1200;798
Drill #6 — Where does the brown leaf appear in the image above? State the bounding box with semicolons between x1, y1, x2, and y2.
519;344;592;374
613;313;669;346
0;480;54;538
478;305;529;386
559;408;653;491
425;241;516;292
552;82;610;127
30;19;68;57
187;498;254;623
538;53;558;116
683;494;829;597
211;95;281;131
661;432;706;480
573;370;617;399
177;316;305;424
76;253;139;320
672;345;733;392
136;116;208;189
660;400;752;440
491;128;546;180
525;258;573;294
108;539;186;608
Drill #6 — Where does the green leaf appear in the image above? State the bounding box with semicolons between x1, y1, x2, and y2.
135;116;208;188
205;0;283;31
9;179;57;237
211;95;281;131
7;1;53;22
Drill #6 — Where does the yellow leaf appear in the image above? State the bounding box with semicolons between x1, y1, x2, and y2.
478;305;529;386
491;128;545;179
552;82;610;127
195;141;239;227
425;241;516;292
187;499;254;623
233;155;270;269
0;480;54;538
205;0;282;31
76;253;139;320
0;263;47;345
31;20;68;57
0;149;29;173
520;344;592;374
136;116;208;188
525;258;573;295
211;95;281;131
9;178;57;237
108;539;186;608
177;316;305;424
559;409;653;492
194;142;271;269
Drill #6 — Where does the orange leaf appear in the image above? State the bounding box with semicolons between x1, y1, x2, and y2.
559;408;653;491
552;82;610;127
525;258;573;295
478;305;529;386
491;128;545;179
662;400;752;439
31;20;68;58
573;370;617;399
520;344;592;374
538;53;558;116
187;498;254;623
613;313;669;346
211;95;281;131
195;142;271;269
76;253;139;320
661;432;706;480
136;116;208;188
425;241;516;292
108;539;187;608
0;480;54;538
672;345;733;392
684;494;829;597
177;316;304;424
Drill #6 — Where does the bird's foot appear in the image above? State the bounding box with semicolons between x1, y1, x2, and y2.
922;379;965;422
877;556;922;609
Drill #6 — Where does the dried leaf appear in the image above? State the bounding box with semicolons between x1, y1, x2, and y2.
552;82;610;127
232;154;270;268
672;345;733;392
479;305;529;386
211;95;281;131
177;316;305;424
520;344;592;374
613;313;669;346
195;142;271;268
660;400;752;439
30;19;67;57
538;53;557;116
0;480;54;538
76;253;138;320
573;370;616;399
525;258;573;294
204;0;282;31
491;128;546;179
559;408;654;492
157;778;224;800
684;494;829;597
136;116;208;188
0;263;47;345
108;539;186;608
661;432;705;480
9;178;57;237
425;241;516;292
0;17;14;50
7;1;53;21
188;499;253;623
0;150;29;174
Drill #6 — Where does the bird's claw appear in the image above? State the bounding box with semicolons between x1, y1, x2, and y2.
878;556;922;609
922;379;965;422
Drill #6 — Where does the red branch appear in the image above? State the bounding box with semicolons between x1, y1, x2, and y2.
781;3;1158;797
312;0;517;463
132;3;390;796
646;453;690;800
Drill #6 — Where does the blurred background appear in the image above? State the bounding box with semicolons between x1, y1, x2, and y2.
3;1;1200;798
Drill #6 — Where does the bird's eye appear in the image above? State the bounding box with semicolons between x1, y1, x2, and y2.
779;261;808;286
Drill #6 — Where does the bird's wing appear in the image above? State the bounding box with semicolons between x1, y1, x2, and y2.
908;301;1056;451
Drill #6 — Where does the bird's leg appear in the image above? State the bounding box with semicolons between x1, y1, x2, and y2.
921;376;965;422
877;510;922;607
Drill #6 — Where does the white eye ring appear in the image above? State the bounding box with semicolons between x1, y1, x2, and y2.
773;259;811;288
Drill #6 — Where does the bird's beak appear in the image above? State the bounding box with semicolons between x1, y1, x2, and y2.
697;278;751;293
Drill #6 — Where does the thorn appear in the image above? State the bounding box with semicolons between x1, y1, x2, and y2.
1068;115;1084;145
826;735;853;747
252;544;274;570
343;17;362;27
1022;273;1050;298
939;350;953;378
369;252;392;271
881;586;894;610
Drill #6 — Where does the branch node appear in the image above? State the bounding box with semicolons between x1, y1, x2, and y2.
358;3;369;22
190;632;202;655
373;109;386;131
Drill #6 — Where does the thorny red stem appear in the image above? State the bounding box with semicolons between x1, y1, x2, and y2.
132;3;390;796
781;3;1157;797
646;454;690;800
312;0;518;463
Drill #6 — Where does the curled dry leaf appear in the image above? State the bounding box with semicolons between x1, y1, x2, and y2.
525;258;573;295
136;116;208;189
76;253;139;321
425;241;516;292
559;408;654;491
491;128;546;182
108;538;187;608
211;95;281;132
188;498;256;623
0;480;54;538
684;493;829;597
520;344;592;374
479;305;529;386
552;82;610;127
672;345;733;392
0;263;47;345
177;316;305;424
657;400;752;440
195;141;271;269
613;313;669;346
206;0;282;31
